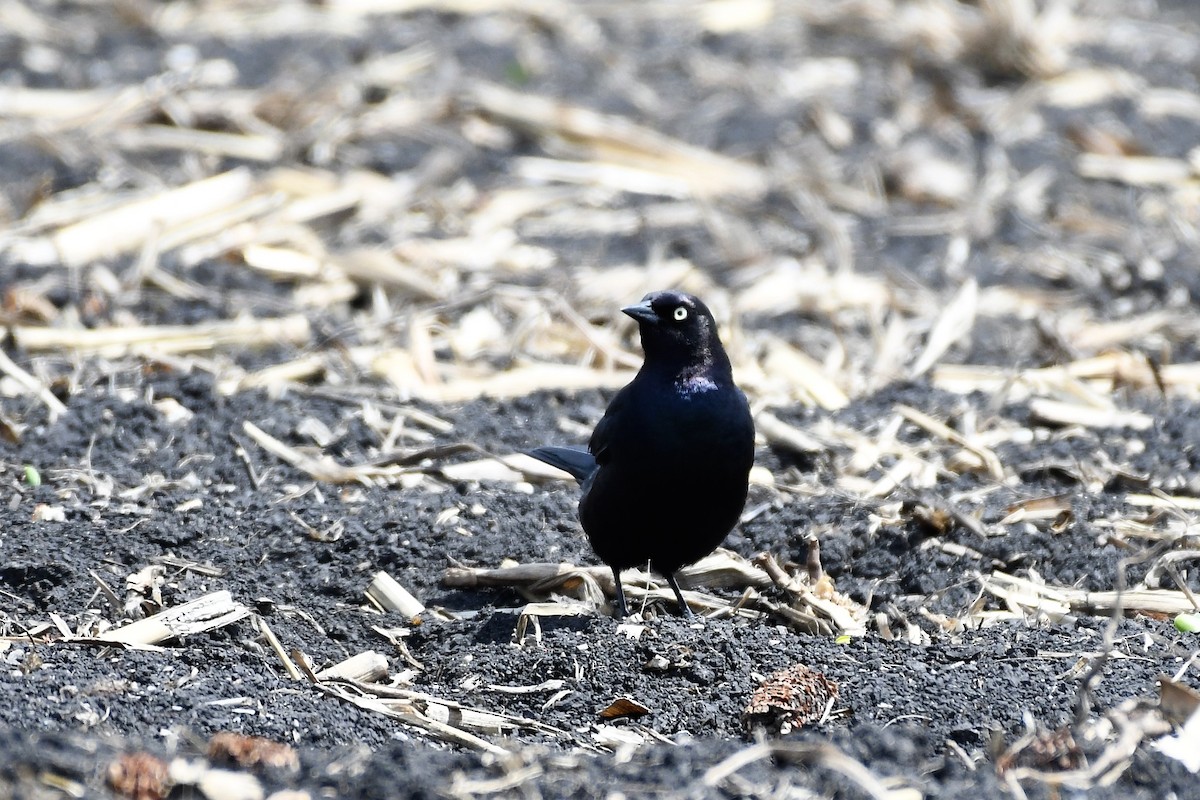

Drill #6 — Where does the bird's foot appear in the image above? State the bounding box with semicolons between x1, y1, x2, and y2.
665;572;695;618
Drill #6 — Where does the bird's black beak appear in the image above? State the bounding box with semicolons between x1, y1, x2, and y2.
621;299;657;325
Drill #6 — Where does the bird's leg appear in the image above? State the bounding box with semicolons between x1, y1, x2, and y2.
665;572;695;618
611;566;630;619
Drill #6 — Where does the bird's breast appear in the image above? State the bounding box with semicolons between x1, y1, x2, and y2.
618;381;753;468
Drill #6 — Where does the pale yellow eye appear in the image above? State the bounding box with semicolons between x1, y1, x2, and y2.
673;307;688;321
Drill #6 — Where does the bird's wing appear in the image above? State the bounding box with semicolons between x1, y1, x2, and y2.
587;383;633;465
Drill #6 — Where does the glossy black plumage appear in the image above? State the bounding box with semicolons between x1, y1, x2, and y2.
528;290;755;617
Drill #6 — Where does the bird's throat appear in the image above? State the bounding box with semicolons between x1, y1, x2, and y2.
674;372;719;398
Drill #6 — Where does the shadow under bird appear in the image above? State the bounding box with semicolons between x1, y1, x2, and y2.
527;290;755;618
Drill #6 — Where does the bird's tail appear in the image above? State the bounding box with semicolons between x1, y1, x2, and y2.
525;446;597;482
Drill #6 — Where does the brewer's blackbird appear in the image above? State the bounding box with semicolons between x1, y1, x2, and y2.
528;290;755;617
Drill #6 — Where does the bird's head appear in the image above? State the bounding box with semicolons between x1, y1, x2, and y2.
621;290;728;372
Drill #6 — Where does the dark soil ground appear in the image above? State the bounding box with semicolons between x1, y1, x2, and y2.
3;1;1200;798
2;360;1198;799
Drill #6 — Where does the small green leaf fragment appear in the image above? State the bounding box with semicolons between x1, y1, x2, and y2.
1175;613;1200;633
504;60;530;86
23;465;41;487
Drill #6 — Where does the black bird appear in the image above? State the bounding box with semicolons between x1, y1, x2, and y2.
527;290;755;618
